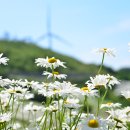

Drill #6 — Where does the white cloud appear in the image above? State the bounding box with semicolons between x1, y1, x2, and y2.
102;19;130;34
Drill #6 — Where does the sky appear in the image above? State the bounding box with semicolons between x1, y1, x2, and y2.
0;0;130;70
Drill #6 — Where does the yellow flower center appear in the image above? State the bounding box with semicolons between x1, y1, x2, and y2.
48;57;57;63
81;87;90;92
8;89;16;94
95;85;104;88
103;48;107;52
126;110;130;115
33;109;38;112
88;119;99;128
52;71;59;75
53;89;61;93
64;100;70;104
107;77;113;81
52;108;57;112
106;102;113;106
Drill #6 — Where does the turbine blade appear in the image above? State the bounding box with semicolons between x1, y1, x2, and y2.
52;34;72;46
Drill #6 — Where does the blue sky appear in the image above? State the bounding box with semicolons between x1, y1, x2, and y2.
0;0;130;70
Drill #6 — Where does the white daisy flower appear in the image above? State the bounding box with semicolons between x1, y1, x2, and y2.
121;90;130;100
7;86;28;94
17;79;39;88
24;102;42;112
24;93;34;100
6;86;34;100
107;109;128;123
35;57;49;68
79;114;108;130
38;87;54;97
88;74;119;89
0;92;10;108
43;71;67;79
62;123;70;130
42;104;58;112
0;53;9;65
35;57;66;69
60;84;78;97
106;74;120;87
0;113;12;123
0;77;12;87
101;102;121;109
13;123;21;130
93;48;116;57
79;84;98;97
107;108;129;129
64;98;81;109
88;75;108;89
23;79;40;90
47;81;78;97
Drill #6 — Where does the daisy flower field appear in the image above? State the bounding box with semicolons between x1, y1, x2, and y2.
0;47;129;130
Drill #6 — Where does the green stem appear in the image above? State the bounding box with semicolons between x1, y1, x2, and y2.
96;89;108;117
96;98;100;116
13;103;20;124
0;99;3;114
69;109;72;130
57;95;62;130
100;89;108;106
60;99;65;130
45;68;48;82
98;52;105;74
28;111;31;121
73;109;83;130
55;112;58;130
34;111;37;125
96;88;101;116
21;95;26;130
38;112;46;125
4;123;7;130
6;94;12;112
85;96;89;115
112;121;118;130
51;65;55;82
11;94;14;113
42;111;48;130
49;112;53;130
44;113;47;130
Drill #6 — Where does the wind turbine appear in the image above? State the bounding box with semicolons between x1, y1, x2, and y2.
38;1;71;50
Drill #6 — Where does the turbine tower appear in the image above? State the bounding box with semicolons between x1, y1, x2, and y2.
38;1;71;50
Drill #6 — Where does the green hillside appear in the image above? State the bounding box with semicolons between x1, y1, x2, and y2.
0;40;115;84
116;68;130;80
